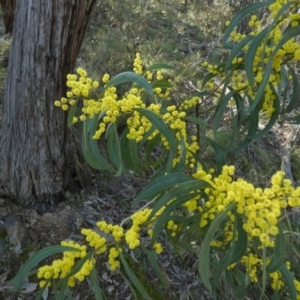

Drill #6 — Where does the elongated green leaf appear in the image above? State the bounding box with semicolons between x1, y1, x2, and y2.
213;212;237;287
260;245;267;299
120;271;138;300
144;63;175;72
152;148;169;169
119;253;152;300
229;269;250;299
108;123;124;176
177;136;186;175
149;167;167;182
185;116;208;127
180;214;204;253
245;27;269;87
233;99;259;152
144;132;161;169
198;202;237;292
201;72;217;89
134;173;192;207
67;99;78;127
104;122;113;139
213;213;248;290
213;90;236;139
87;117;113;170
82;121;112;171
56;249;98;290
128;139;139;171
82;138;108;171
66;286;73;299
206;138;225;174
140;125;157;144
248;24;300;114
286;65;300;113
223;1;273;46
141;246;169;289
279;65;288;110
266;225;286;273
229;215;248;264
225;35;253;71
233;284;249;299
149;179;210;220
278;263;297;300
89;267;104;300
35;281;49;300
56;285;72;300
120;128;135;170
120;128;140;173
151;192;203;244
166;147;175;174
13;246;80;292
104;72;153;96
56;286;69;300
134;108;177;154
260;2;295;60
224;109;239;153
249;84;280;140
151;80;172;89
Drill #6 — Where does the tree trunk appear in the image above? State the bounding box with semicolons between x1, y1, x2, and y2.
0;0;16;33
0;0;96;211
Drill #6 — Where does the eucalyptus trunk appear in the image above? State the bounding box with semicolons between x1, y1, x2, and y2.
0;0;96;211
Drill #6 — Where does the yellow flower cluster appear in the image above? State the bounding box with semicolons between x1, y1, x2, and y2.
188;164;300;293
125;208;153;249
167;220;180;237
179;96;200;111
108;247;123;270
153;242;163;254
37;240;88;288
97;221;124;242
81;228;107;254
269;269;284;290
37;207;168;288
147;229;164;254
202;0;300;118
126;103;161;142
230;253;300;292
54;67;99;115
36;161;300;292
54;53;200;169
124;207;166;251
193;166;300;247
55;53;200;167
133;52;143;74
241;253;262;283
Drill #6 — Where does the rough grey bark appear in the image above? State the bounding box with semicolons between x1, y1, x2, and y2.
0;0;16;33
0;0;96;210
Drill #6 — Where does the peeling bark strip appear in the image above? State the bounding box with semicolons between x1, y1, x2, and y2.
281;125;300;186
0;0;96;206
0;0;16;33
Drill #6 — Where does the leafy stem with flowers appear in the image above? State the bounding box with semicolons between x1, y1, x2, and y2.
13;1;300;299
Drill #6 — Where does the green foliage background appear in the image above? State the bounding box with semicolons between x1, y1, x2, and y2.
76;0;284;185
2;1;300;299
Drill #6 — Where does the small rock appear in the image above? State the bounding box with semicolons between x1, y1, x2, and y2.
4;214;28;253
